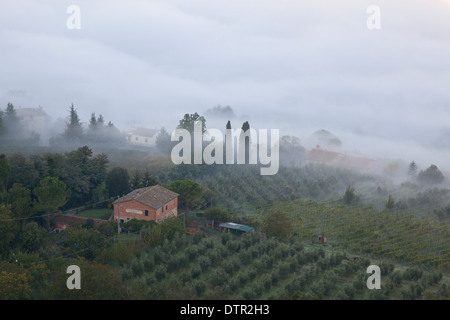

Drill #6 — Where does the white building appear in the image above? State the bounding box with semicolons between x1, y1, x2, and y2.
126;127;159;147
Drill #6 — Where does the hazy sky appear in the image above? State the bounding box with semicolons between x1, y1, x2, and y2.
1;0;449;169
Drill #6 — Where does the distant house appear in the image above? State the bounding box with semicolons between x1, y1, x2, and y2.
306;145;376;173
16;106;50;135
126;127;159;148
113;185;178;223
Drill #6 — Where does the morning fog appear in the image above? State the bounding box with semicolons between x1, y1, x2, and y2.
171;121;279;175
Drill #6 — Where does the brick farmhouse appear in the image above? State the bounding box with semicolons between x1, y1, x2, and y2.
113;185;178;223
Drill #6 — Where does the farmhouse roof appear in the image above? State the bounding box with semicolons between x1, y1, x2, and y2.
16;107;48;117
113;185;178;209
128;127;159;137
306;147;343;164
306;146;375;171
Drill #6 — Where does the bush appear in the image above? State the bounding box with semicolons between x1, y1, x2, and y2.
198;256;212;272
236;272;249;286
238;249;251;265
145;275;156;286
352;278;365;293
271;270;279;285
131;260;144;277
143;257;154;271
154;265;167;281
241;288;257;300
223;260;235;274
403;267;423;281
423;270;442;285
191;280;206;295
389;271;403;286
261;274;272;290
186;245;199;261
178;271;191;284
229;277;241;291
190;264;202;279
167;255;182;272
209;268;228;287
153;248;165;265
343;285;356;300
246;266;257;281
380;262;395;275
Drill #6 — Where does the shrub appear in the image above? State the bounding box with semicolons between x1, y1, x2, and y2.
145;275;156;286
191;280;206;295
403;267;423;281
131;260;144;278
246;266;257;281
261;274;272;290
343;285;356;300
154;265;167;281
198;256;212;272
380;262;395;275
229;277;241;291
143;257;154;271
186;245;199;261
238;249;251;265
209;268;228;287
389;271;403;286
190;264;202;279
178;271;191;284
241;288;257;300
236;271;249;286
252;281;264;298
271;270;279;285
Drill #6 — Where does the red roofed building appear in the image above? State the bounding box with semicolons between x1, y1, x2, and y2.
306;146;376;173
113;185;178;223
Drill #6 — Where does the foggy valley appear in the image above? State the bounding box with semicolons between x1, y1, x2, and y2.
1;0;449;304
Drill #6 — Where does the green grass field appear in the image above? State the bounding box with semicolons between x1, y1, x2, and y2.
77;208;112;220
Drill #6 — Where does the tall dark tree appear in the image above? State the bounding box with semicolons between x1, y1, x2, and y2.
408;161;417;177
142;169;158;187
155;127;173;154
241;121;250;132
89;113;97;128
262;210;292;240
7;183;33;222
0;109;5;136
7;153;40;190
280;135;306;167
97;114;105;126
4;103;20;135
106;167;130;197
343;186;359;205
385;194;395;210
130;170;142;190
177;112;206;134
64;103;83;140
418;165;445;185
34;176;71;229
240;121;251;164
0;154;10;196
87;112;98;140
169;180;204;216
0;205;20;257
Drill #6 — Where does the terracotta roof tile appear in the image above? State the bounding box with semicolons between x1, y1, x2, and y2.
114;185;178;209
